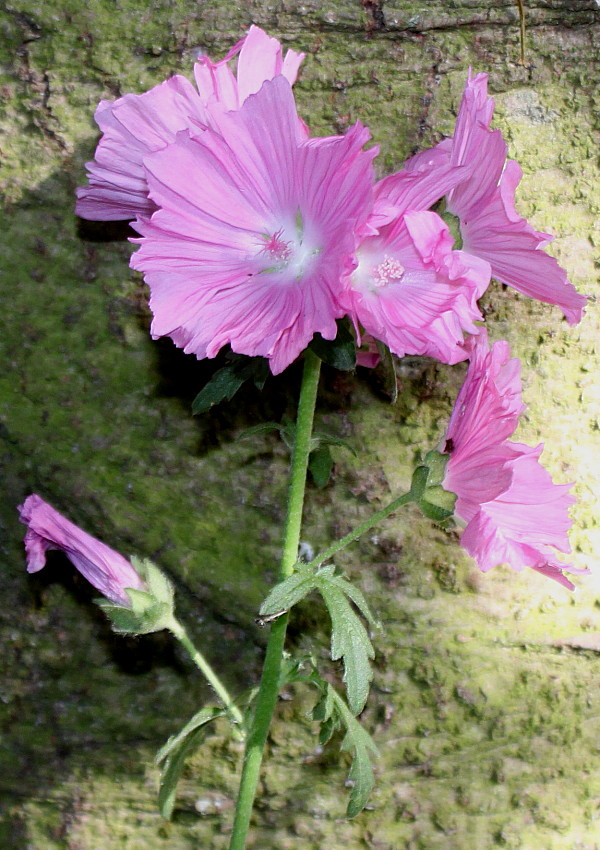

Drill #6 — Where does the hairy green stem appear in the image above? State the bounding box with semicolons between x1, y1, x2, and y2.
304;489;415;571
228;351;321;850
168;616;244;737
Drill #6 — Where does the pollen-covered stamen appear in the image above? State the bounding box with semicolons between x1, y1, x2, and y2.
373;255;405;287
262;229;292;262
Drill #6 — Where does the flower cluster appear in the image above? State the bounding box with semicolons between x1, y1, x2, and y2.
77;29;585;377
31;26;583;595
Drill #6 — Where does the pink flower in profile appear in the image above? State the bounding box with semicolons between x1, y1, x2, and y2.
76;26;305;221
441;330;588;589
130;76;377;374
19;494;146;606
402;71;587;324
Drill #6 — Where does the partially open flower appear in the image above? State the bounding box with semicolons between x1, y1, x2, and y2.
441;331;588;589
18;494;146;606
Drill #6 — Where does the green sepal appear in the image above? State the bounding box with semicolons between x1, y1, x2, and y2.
96;559;176;635
309;320;356;371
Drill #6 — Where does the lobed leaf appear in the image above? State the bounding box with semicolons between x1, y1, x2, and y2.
317;581;374;715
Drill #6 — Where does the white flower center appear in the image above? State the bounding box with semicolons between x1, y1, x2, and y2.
256;212;321;281
352;250;406;293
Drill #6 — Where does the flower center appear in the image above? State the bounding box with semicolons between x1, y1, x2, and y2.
257;213;321;281
262;230;293;263
372;255;405;287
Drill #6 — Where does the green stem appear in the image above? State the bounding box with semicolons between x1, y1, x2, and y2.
304;490;415;571
228;350;321;850
168;616;245;736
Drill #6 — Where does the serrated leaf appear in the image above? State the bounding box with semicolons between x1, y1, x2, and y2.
192;365;246;415
309;321;356;371
330;688;378;817
316;568;379;631
309;444;333;488
312;433;357;455
156;707;226;820
259;565;318;618
317;582;374;715
192;356;269;415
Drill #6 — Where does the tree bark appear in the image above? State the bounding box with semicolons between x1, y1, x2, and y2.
0;1;598;847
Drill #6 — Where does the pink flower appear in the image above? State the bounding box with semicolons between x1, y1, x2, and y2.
130;76;377;374
19;494;147;606
442;330;588;589
76;26;305;221
341;201;490;364
402;71;587;324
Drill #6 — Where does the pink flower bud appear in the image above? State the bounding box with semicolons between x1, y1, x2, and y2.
18;495;146;607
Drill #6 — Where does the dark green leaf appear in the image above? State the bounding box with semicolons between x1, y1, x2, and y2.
192;356;269;415
309;444;333;488
309;321;356;371
192;365;246;415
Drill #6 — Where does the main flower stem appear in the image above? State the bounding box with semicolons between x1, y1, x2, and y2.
168;616;245;737
228;351;321;850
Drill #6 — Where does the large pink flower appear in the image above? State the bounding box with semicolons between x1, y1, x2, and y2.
442;330;587;589
130;75;377;374
19;494;146;606
402;71;587;324
76;26;305;221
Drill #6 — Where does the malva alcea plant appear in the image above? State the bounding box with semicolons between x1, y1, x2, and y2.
19;25;588;849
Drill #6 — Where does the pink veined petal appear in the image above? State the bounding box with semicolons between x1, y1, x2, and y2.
236;25;305;103
441;331;584;589
77;26;306;222
18;495;146;607
461;161;587;324
76;75;207;221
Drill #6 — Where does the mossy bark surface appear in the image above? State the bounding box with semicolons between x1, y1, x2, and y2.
1;1;599;848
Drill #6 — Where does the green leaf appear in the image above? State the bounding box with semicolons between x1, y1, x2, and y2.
316;566;379;631
156;707;226;819
259;565;318;619
320;685;378;816
192;365;246;415
309;321;356;371
191;356;269;415
237;422;282;440
317;580;374;715
311;432;357;456
309;444;333;488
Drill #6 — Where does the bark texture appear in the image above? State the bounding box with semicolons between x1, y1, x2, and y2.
0;1;599;848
